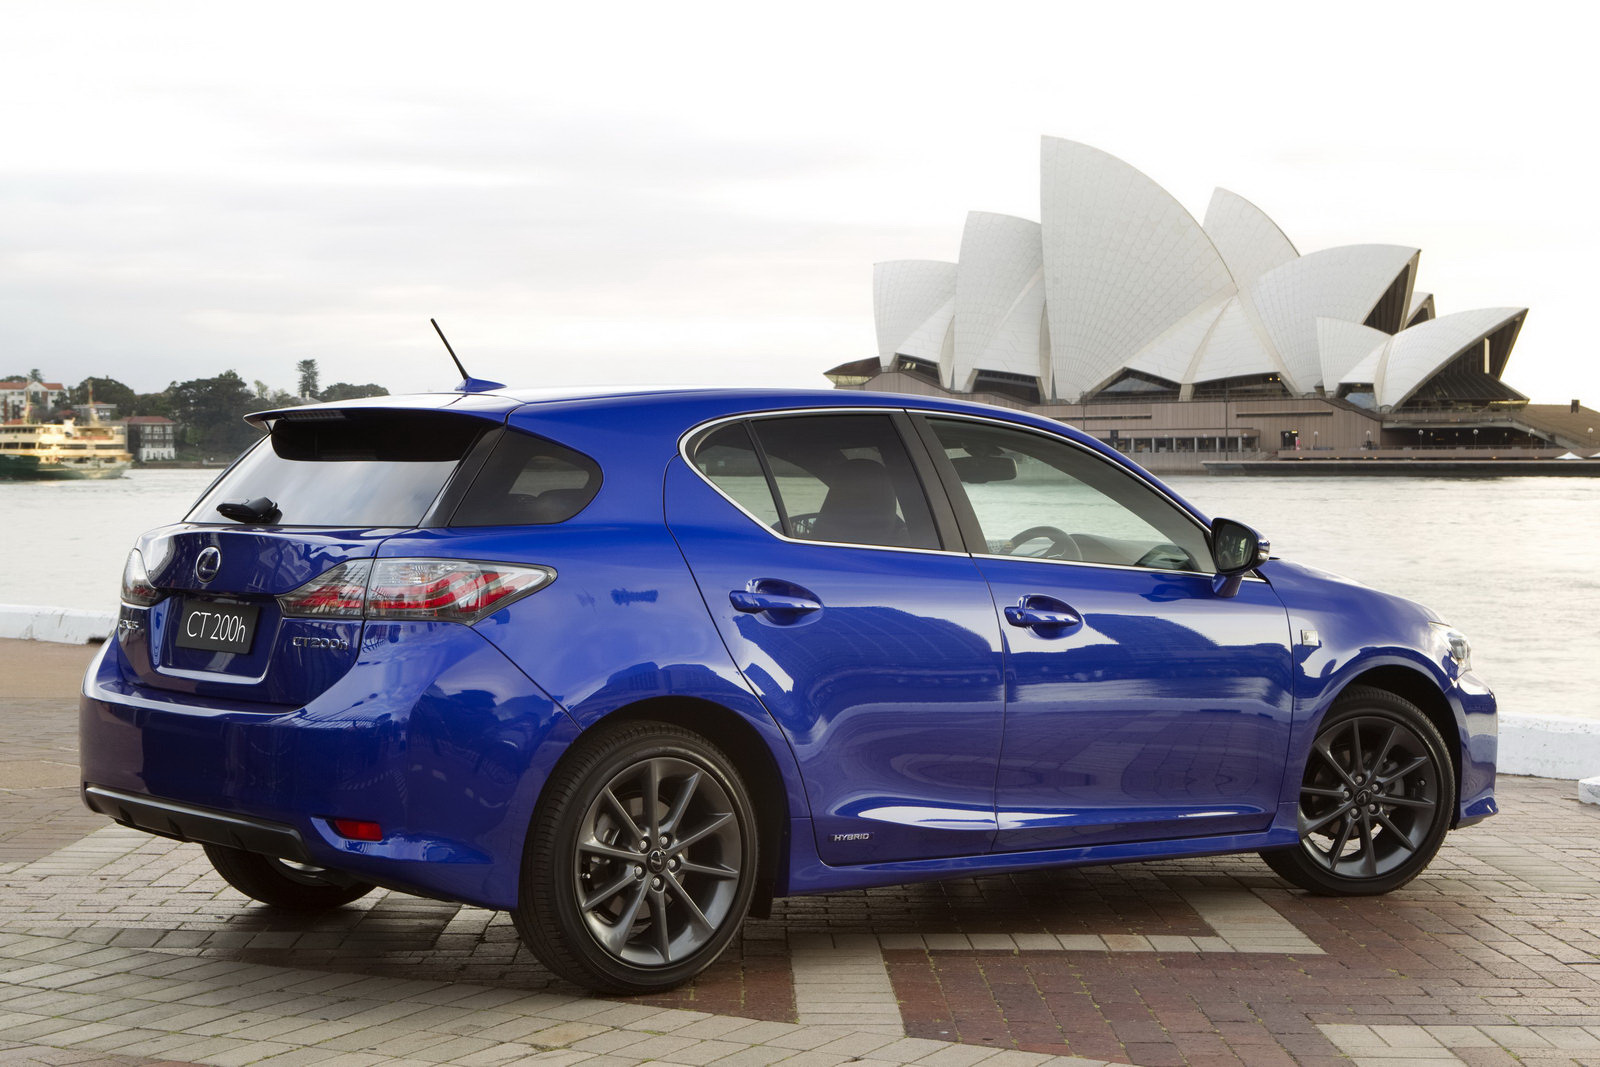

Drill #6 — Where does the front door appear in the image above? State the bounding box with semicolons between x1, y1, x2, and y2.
666;411;1006;865
916;415;1295;853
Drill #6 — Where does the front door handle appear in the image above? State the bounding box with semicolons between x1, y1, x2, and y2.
1004;595;1082;633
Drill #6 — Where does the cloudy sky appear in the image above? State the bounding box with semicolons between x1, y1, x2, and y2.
3;1;1593;404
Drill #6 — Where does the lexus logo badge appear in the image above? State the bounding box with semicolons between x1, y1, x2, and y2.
195;547;221;583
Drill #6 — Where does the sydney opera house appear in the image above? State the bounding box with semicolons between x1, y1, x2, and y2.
828;138;1597;469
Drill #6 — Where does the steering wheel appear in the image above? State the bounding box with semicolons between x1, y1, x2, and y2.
1006;525;1080;560
787;512;820;537
1134;542;1199;571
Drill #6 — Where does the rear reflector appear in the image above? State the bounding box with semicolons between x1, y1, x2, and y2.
279;558;554;624
330;818;383;842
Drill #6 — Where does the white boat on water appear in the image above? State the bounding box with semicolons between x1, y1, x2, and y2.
0;414;133;480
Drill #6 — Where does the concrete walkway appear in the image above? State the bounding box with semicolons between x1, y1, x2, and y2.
5;639;1600;1067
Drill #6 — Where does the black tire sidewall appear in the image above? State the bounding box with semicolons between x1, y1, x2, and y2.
520;724;759;993
1264;688;1456;896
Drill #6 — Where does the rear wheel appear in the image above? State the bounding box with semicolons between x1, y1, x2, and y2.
1261;687;1454;896
515;722;758;993
203;844;374;910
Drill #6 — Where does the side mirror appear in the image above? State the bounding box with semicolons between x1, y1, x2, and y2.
1210;518;1268;598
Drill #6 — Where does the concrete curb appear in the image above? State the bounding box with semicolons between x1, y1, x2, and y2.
3;603;1596;781
0;604;114;644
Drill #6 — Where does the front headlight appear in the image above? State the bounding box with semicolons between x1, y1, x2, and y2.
1430;622;1472;672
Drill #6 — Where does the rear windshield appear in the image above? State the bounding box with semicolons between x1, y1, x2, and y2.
187;412;485;527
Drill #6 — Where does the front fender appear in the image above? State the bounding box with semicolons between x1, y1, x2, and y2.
1260;560;1497;830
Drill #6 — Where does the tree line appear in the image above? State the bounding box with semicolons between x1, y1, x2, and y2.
6;361;387;458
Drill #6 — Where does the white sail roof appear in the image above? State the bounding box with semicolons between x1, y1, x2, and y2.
1203;188;1299;289
1249;244;1419;393
1040;137;1237;400
1360;307;1529;409
1406;291;1436;328
1317;318;1390;389
952;213;1046;391
873;260;957;370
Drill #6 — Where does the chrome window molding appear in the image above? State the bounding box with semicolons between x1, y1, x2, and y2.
678;404;1264;580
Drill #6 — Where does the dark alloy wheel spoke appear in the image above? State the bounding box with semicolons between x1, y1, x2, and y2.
1373;810;1416;850
673;811;735;853
1304;803;1354;835
1313;740;1360;790
662;771;702;835
1378;755;1428;785
1381;794;1433;810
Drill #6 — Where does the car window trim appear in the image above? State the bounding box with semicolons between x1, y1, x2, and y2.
680;407;968;558
907;410;1266;582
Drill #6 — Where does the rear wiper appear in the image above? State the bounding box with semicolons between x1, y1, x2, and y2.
216;497;281;524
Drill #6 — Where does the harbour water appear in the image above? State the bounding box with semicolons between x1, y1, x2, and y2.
2;469;1594;721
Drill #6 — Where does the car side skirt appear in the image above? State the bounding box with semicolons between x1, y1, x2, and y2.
778;817;1301;897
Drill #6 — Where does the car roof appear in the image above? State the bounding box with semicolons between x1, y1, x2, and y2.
250;384;1039;424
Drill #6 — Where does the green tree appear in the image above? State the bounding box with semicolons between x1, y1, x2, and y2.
296;359;320;399
170;371;261;457
319;382;390;402
71;376;137;414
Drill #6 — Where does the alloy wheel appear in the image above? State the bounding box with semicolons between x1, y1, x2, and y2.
572;755;744;967
1297;714;1440;879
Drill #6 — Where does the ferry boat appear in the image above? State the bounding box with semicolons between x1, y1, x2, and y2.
0;415;133;480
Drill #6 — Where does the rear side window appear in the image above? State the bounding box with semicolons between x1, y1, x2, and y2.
689;413;941;551
691;423;782;530
750;415;940;550
188;413;484;527
449;429;601;526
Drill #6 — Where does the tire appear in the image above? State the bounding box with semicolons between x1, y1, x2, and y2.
514;721;759;994
1261;686;1455;896
203;844;375;910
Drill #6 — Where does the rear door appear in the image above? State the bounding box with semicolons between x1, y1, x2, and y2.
666;411;1006;865
120;408;500;707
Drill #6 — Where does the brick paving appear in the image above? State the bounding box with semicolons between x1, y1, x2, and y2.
3;638;1600;1066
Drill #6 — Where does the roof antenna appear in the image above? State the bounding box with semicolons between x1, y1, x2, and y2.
431;318;506;394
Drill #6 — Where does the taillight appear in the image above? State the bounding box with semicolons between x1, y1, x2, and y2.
278;560;371;618
279;559;554;624
121;549;162;607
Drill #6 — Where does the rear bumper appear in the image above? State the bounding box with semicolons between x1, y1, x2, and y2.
83;785;312;862
80;621;579;910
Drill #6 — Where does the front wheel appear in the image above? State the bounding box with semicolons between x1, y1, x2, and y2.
515;722;758;993
1260;686;1454;896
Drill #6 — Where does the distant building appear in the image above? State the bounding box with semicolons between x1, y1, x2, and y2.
123;415;176;461
828;137;1597;469
0;379;69;420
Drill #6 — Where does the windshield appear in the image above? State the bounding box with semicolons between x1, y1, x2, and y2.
186;412;486;527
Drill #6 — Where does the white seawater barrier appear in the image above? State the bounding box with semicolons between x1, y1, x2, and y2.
2;602;1595;783
0;603;114;644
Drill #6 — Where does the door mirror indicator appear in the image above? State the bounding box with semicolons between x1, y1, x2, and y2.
1210;518;1267;598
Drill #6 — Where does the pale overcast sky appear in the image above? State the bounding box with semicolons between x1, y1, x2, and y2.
3;1;1594;404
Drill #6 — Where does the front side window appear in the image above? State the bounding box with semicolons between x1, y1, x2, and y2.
928;417;1212;572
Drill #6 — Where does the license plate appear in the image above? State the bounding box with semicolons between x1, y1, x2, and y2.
174;599;260;655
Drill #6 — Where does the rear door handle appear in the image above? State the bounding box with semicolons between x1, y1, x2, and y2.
1003;595;1081;633
729;591;821;615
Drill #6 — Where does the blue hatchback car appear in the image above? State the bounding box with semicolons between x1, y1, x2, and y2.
81;386;1497;992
